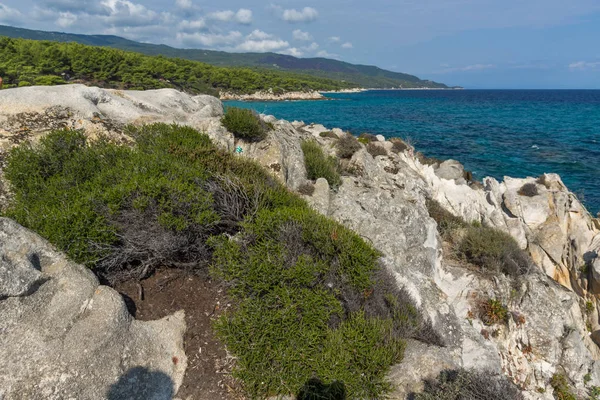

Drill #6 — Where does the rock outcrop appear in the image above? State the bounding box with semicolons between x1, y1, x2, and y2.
219;89;325;101
0;218;187;400
1;84;599;399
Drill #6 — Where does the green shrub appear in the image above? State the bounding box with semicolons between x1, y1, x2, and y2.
358;133;377;144
210;206;438;397
336;134;361;159
301;140;342;187
411;369;524;400
458;225;531;277
480;299;509;326
34;75;66;86
221;107;269;141
4;124;438;399
426;199;468;238
319;131;338;139
550;373;577;400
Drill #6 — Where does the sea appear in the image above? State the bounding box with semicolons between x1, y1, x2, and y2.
225;90;600;215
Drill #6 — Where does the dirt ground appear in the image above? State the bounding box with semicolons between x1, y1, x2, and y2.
115;269;243;400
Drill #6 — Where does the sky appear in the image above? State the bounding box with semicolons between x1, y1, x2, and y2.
1;0;600;89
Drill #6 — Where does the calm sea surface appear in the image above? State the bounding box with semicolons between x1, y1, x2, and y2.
225;90;600;214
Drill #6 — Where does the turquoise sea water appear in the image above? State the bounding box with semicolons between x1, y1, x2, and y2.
225;90;600;214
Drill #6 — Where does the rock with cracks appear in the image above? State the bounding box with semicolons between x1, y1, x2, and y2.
0;218;186;400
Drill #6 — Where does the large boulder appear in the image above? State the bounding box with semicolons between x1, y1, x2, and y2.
0;218;186;400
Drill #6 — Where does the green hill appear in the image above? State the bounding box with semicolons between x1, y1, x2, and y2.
0;25;449;89
0;37;351;95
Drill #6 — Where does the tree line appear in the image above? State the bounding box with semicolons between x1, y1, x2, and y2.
0;37;350;95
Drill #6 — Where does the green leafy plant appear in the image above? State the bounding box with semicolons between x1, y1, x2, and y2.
550;373;577;400
221;107;269;141
301;140;341;187
3;124;439;399
480;299;509;326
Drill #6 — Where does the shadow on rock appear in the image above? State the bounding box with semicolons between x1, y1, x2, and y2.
296;377;346;400
107;367;173;400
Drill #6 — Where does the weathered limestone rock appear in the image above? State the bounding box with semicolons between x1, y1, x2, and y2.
0;218;186;400
435;159;465;182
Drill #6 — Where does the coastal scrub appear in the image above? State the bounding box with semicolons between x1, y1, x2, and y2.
3;124;436;399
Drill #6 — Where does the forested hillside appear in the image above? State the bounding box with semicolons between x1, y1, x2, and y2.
0;25;450;89
0;37;350;95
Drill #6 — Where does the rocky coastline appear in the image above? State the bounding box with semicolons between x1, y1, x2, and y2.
1;85;599;399
219;89;325;101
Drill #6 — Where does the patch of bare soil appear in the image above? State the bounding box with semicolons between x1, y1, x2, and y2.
115;269;243;400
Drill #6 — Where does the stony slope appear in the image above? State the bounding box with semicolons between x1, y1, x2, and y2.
0;85;599;398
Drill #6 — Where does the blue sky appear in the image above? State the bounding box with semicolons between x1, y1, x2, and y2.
1;0;599;88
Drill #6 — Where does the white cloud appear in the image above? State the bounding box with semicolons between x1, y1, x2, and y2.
282;7;318;23
569;61;600;71
328;36;341;42
56;11;77;27
0;2;23;23
236;39;289;52
208;10;235;21
317;50;339;59
436;63;496;73
235;8;252;24
99;0;162;27
303;42;319;52
207;8;252;24
178;18;206;32
282;47;304;57
292;29;312;41
341;42;353;49
175;0;192;9
177;30;243;47
246;29;273;40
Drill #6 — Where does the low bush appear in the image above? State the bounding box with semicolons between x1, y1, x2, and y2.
416;152;444;167
390;138;409;154
301;140;342;187
319;131;338;139
367;142;388;157
480;298;509;326
336;134;362;159
549;373;577;400
358;133;378;144
298;182;316;196
221;107;269;141
4;124;438;399
426;199;468;238
411;369;524;400
458;225;532;277
518;183;539;197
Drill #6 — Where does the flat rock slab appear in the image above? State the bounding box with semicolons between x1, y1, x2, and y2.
0;218;187;400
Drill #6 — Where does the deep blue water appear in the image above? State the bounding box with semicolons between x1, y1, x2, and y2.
225;90;600;214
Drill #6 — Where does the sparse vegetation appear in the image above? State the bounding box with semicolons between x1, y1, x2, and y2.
319;131;339;139
480;299;509;326
336;134;362;159
4;125;438;398
298;182;316;196
426;199;468;238
390;138;409;154
221;107;269;141
301;140;342;187
367;142;388;157
458;225;532;277
411;369;524;400
518;183;539;197
550;373;577;400
358;133;378;144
